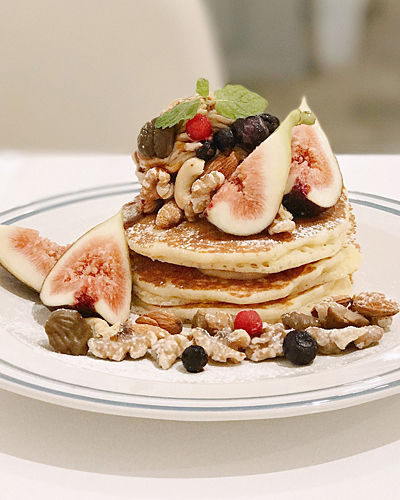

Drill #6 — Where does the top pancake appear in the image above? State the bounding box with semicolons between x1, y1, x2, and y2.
125;189;352;274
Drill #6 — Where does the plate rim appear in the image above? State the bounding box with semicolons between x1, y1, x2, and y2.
0;185;399;421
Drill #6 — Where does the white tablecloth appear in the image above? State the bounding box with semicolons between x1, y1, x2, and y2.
0;152;399;499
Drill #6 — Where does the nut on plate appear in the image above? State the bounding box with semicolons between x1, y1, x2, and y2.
45;309;92;355
351;291;400;318
135;310;183;335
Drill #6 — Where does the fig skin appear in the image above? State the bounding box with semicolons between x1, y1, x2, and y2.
282;191;326;218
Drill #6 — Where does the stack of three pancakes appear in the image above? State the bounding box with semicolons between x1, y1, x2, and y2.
125;188;361;323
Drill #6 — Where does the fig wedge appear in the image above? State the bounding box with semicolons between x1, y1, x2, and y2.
283;97;343;217
0;225;67;292
205;107;315;235
40;212;132;324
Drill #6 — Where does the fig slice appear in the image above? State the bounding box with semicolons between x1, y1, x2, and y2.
283;97;343;217
205;107;315;236
40;212;132;324
0;224;68;292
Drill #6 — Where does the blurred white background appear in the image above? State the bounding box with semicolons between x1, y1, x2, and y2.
1;0;399;154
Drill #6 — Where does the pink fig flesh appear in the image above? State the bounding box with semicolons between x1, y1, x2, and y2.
205;108;316;236
284;99;343;217
40;212;132;324
0;224;67;292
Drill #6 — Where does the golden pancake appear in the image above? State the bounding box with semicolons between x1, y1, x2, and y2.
131;276;353;323
125;189;352;274
131;243;361;306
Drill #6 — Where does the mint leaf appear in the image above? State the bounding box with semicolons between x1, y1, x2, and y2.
155;99;201;129
214;85;268;120
196;78;209;97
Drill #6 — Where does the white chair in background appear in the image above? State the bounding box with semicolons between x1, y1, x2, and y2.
0;0;225;152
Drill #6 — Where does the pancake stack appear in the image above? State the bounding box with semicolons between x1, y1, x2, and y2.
124;84;362;323
125;189;361;322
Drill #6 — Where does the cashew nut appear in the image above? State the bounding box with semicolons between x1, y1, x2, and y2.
174;157;205;209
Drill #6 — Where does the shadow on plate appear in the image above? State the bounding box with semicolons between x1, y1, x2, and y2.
0;266;39;302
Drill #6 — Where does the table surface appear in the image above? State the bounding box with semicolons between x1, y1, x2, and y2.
0;152;399;499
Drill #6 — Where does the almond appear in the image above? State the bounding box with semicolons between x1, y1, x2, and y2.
351;292;400;318
135;311;183;335
155;200;183;229
203;151;239;179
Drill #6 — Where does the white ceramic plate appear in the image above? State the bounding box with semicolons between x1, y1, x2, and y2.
0;185;399;421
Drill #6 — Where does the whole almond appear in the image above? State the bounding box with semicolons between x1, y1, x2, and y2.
203;151;239;179
352;292;400;318
155;200;184;229
136;311;183;335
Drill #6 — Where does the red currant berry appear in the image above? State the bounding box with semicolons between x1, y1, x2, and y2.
186;114;212;141
234;310;263;337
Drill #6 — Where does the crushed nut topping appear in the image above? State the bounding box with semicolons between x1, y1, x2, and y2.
192;310;234;335
214;328;251;351
245;323;287;361
267;205;296;235
185;170;225;217
88;320;171;361
76;292;398;369
191;327;245;363
140;167;174;213
151;334;192;369
307;325;384;355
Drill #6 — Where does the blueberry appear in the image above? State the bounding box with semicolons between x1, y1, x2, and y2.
231;115;269;152
213;128;236;154
260;114;280;134
283;330;318;365
195;140;217;161
182;345;208;373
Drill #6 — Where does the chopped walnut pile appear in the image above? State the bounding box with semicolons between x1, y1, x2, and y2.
184;171;225;220
48;292;397;370
140;167;174;213
307;325;384;355
214;328;251;351
281;292;399;355
151;334;192;370
191;327;245;363
86;312;194;369
88;318;168;362
192;310;234;335
245;323;287;361
267;205;296;235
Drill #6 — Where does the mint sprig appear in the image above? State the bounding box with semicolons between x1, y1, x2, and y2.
154;79;268;129
214;85;268;120
154;99;200;129
196;78;209;97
